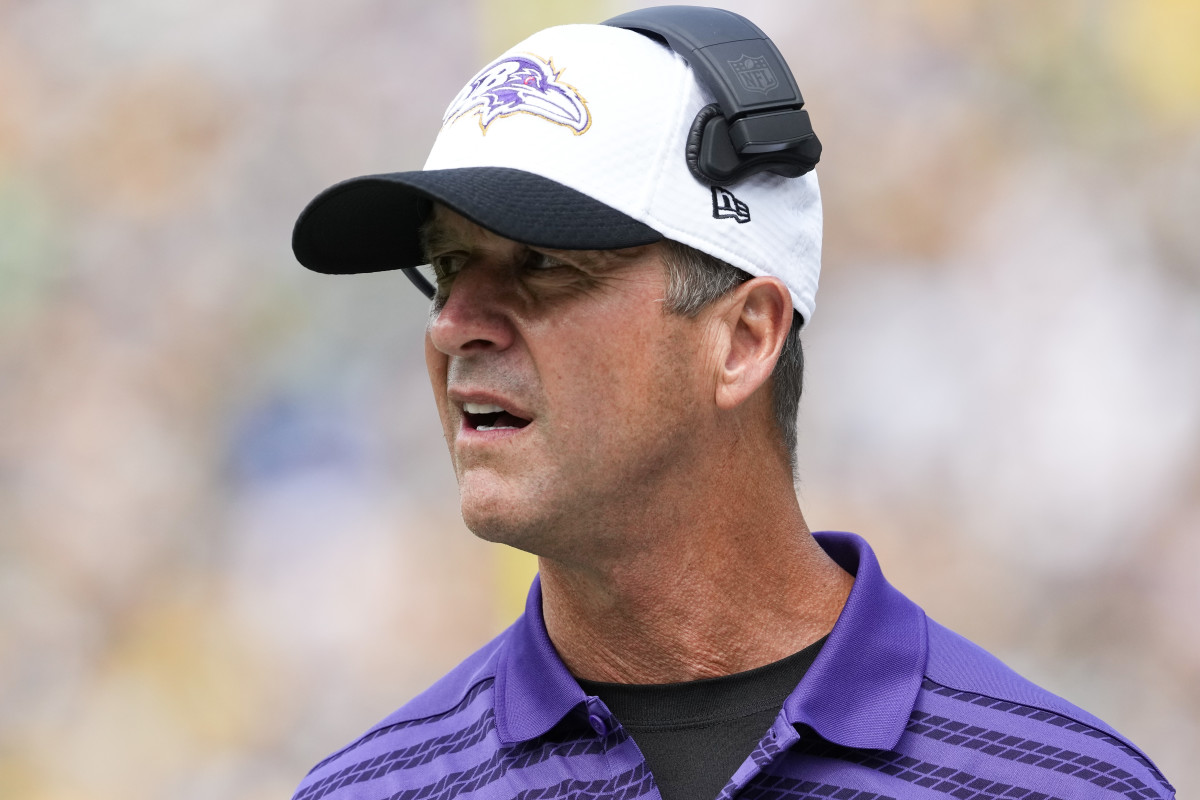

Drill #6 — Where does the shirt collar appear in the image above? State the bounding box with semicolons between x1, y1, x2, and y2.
784;531;927;750
495;531;927;750
494;572;588;744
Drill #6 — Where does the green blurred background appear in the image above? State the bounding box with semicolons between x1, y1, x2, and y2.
1;1;1198;798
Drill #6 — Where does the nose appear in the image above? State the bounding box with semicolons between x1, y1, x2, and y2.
426;261;517;356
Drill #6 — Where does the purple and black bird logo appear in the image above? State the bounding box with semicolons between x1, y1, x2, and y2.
443;53;591;135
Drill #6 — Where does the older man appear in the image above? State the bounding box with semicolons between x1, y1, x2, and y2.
289;7;1173;800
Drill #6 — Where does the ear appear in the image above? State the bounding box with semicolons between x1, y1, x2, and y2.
713;277;793;412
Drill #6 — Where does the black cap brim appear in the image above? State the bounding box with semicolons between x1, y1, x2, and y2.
292;166;663;275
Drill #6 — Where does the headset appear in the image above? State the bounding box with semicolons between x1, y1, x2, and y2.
403;6;820;297
603;5;821;186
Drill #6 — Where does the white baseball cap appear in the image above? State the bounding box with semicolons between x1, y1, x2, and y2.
292;19;823;324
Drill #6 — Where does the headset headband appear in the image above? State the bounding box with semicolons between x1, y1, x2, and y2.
602;5;821;185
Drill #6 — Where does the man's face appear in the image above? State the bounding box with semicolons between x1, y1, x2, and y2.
423;206;714;559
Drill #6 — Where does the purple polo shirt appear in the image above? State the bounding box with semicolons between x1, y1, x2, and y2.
291;532;1174;800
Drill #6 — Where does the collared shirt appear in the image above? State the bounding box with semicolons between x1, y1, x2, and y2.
291;532;1175;800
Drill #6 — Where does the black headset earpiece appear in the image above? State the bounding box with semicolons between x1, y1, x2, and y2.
603;5;821;186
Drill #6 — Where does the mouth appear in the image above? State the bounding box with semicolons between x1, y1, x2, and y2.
462;402;533;432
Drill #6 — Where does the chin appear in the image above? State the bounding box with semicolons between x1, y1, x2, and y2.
459;492;628;566
458;489;547;552
455;467;557;548
462;512;556;558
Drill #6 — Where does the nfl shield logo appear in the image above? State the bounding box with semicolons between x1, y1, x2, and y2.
728;54;778;94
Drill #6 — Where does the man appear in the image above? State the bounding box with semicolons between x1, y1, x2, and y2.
289;8;1173;800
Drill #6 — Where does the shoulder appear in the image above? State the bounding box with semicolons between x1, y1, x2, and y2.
916;616;1175;799
289;627;510;800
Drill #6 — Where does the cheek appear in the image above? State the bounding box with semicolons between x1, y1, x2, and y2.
547;317;699;434
424;334;453;433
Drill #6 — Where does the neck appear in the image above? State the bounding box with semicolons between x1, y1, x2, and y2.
538;453;853;684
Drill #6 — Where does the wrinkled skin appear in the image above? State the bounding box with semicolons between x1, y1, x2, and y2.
423;206;714;565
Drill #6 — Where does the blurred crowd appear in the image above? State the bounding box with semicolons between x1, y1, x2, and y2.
1;1;1197;798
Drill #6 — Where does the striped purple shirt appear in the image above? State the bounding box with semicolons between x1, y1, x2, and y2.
291;532;1174;800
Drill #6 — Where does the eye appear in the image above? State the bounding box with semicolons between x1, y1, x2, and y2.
524;251;569;271
425;253;467;309
429;252;467;280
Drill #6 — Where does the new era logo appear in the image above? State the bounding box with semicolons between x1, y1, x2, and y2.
712;186;751;224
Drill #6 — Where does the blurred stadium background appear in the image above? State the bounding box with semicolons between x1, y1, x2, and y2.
1;1;1197;798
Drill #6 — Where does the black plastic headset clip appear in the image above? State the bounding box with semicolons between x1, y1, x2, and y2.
603;5;821;186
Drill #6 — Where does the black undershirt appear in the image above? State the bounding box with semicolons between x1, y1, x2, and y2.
576;636;826;800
